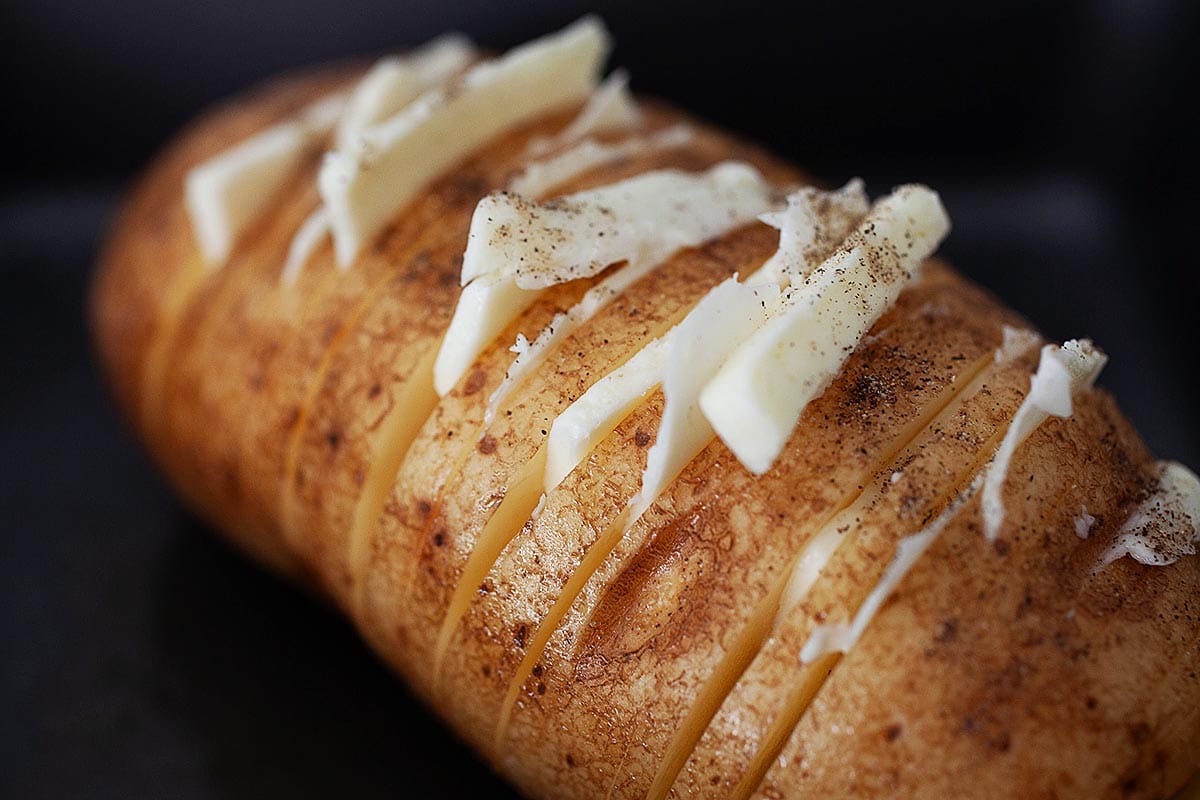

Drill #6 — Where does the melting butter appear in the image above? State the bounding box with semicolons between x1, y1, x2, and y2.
186;93;345;265
524;69;641;157
801;474;984;663
700;184;950;476
981;339;1107;540
434;161;771;395
280;207;333;286
799;331;1106;664
540;181;868;492
1075;505;1097;540
787;327;1039;653
507;124;693;199
1099;461;1200;568
320;17;610;266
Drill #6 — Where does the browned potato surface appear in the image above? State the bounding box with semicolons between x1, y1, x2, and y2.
91;66;1200;800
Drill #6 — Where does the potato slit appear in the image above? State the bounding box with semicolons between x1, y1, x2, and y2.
142;107;332;446
494;504;633;751
347;344;441;611
644;576;789;800
432;443;548;684
395;276;601;607
645;350;997;799
500;349;995;771
430;290;703;689
726;360;1028;800
278;266;401;539
729;654;839;800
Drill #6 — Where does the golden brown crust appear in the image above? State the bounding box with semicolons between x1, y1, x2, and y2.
90;67;1200;799
755;390;1200;799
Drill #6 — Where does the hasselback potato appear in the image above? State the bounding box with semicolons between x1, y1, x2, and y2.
90;18;1200;800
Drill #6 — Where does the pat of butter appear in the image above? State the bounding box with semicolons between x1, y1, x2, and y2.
981;339;1107;540
1099;461;1200;568
630;278;781;522
460;161;771;287
320;16;610;267
435;161;771;396
541;181;868;489
434;274;541;395
186;93;345;265
525;68;641;157
544;336;670;492
507;124;693;199
700;185;950;476
335;35;475;151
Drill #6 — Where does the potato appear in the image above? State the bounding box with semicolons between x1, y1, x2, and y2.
90;64;1200;800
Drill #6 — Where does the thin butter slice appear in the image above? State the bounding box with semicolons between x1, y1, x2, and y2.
545;336;669;492
335;35;475;150
320;16;610;266
755;179;869;285
486;149;773;418
507;124;693;199
280;37;475;285
525;68;641;157
1099;461;1200;568
280;206;332;286
435;161;771;396
630;278;781;522
460;161;770;287
540;181;869;489
699;184;951;476
434;274;541;394
981;339;1106;539
801;472;984;663
186;93;345;265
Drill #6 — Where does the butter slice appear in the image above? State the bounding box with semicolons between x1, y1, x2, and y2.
1099;461;1200;568
507;124;693;199
525;69;642;157
544;336;670;492
540;181;868;489
280;206;332;286
186;93;344;265
320;17;610;267
801;472;984;663
981;339;1107;540
754;179;869;285
279;37;475;285
461;161;770;287
630;278;781;523
436;161;771;395
335;35;475;150
434;274;541;395
699;185;951;476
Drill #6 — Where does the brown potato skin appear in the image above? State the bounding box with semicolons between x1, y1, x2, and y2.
90;67;1200;799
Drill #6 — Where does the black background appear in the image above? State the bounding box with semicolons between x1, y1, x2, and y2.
2;1;1198;797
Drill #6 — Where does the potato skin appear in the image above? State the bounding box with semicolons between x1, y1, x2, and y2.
90;67;1200;799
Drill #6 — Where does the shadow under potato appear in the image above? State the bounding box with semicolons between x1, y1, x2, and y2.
151;513;518;799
